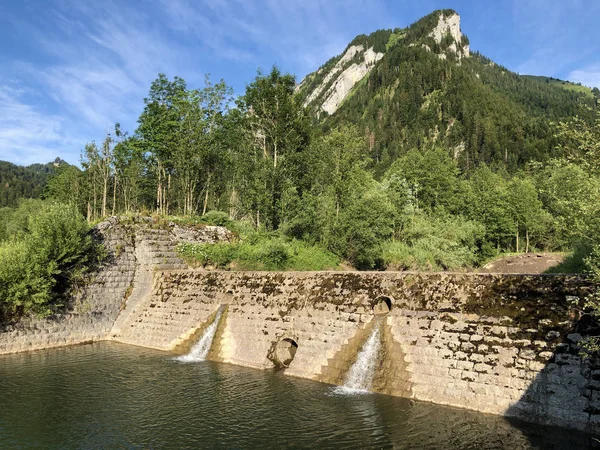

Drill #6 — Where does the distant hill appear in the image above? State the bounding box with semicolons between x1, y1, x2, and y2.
0;158;66;208
297;9;599;174
522;75;598;99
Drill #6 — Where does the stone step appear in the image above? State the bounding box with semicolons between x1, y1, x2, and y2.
147;250;179;257
139;228;171;235
141;238;174;245
153;263;188;270
150;258;184;265
146;245;178;252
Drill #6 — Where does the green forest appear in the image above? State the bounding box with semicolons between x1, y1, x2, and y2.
1;9;600;322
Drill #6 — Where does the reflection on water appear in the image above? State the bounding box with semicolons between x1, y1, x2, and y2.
0;342;597;449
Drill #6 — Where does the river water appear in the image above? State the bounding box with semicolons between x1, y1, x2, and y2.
0;342;596;449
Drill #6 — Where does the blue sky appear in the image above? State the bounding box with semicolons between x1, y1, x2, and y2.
1;0;599;166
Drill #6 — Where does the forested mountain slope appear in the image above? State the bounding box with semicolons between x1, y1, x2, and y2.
0;158;66;207
298;9;599;174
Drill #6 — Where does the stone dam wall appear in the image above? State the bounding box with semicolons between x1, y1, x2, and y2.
112;270;597;433
0;220;598;433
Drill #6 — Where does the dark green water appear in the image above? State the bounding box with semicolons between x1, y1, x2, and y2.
0;342;595;449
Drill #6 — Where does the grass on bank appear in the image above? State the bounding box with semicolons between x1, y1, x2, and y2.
172;211;341;271
178;235;341;271
545;245;591;274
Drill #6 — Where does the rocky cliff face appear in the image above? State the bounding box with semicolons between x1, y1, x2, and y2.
429;11;469;59
298;10;469;116
300;44;384;115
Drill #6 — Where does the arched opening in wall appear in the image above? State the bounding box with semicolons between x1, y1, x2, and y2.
274;338;298;368
373;296;392;315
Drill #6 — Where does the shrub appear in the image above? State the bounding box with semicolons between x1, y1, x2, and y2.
177;230;340;272
257;239;290;270
384;213;484;271
0;202;99;322
334;188;395;270
200;210;233;228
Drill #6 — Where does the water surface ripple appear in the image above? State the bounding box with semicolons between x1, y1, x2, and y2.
0;342;596;449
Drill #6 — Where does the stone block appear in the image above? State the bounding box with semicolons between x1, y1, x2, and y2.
474;363;492;374
457;360;474;371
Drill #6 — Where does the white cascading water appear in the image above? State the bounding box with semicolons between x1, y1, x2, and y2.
176;307;224;362
333;320;382;395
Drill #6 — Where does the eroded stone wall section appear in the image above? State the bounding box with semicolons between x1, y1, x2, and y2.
0;217;232;355
115;271;221;350
0;218;136;354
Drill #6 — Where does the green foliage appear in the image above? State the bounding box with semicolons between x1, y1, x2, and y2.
567;244;600;356
235;67;311;230
384;213;484;270
0;159;65;208
545;245;591;274
523;75;595;98
554;111;600;355
199;211;233;227
463;165;513;248
385;147;463;212
45;165;87;214
349;29;393;54
313;24;598;175
533;160;600;249
178;232;340;271
0;202;99;322
333;186;395;270
6;11;599;275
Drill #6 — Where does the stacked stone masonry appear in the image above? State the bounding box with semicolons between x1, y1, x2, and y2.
113;270;596;433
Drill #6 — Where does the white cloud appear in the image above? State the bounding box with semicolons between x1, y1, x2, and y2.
1;0;396;165
1;0;194;165
0;86;72;165
161;0;393;77
568;66;600;89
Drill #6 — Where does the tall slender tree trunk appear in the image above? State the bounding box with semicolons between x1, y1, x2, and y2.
124;184;129;214
102;176;108;218
525;229;530;253
516;225;520;253
166;173;171;215
112;175;117;216
229;187;237;219
93;183;97;221
156;161;162;214
202;172;212;216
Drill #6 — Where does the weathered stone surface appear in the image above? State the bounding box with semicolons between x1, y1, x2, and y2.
103;270;597;433
170;223;234;244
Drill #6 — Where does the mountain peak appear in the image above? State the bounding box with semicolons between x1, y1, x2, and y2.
298;10;469;116
429;11;469;58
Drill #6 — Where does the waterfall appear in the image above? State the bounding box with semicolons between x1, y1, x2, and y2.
177;307;224;363
334;320;382;394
